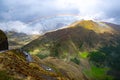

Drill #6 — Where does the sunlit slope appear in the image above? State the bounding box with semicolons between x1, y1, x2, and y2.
1;50;83;80
69;20;114;33
22;20;120;80
23;20;119;57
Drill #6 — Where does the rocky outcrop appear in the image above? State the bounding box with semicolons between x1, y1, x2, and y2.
0;30;8;51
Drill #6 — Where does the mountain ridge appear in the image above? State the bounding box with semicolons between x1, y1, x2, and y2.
22;20;120;80
23;20;120;53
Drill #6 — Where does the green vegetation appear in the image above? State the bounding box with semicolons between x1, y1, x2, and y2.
80;51;113;80
22;20;120;80
60;52;68;59
79;52;89;59
84;65;113;80
88;51;106;67
70;57;80;65
36;54;48;59
99;45;120;71
0;71;15;80
88;43;120;79
49;42;60;57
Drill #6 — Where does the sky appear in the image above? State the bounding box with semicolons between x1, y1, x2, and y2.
0;0;120;34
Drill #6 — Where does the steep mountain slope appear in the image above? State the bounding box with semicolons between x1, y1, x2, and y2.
23;20;120;80
0;30;8;50
69;20;114;33
0;49;87;80
103;22;120;33
23;20;118;56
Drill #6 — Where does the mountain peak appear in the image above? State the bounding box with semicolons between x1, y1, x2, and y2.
69;20;114;34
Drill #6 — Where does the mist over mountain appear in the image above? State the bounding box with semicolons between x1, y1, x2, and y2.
0;15;80;34
23;20;120;53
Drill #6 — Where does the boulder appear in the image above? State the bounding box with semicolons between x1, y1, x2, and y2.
0;30;8;51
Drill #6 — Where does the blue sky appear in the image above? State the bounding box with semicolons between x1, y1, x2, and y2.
0;0;120;34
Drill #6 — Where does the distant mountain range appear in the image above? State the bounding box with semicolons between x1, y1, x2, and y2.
2;15;80;48
5;31;39;49
27;15;81;33
0;15;80;34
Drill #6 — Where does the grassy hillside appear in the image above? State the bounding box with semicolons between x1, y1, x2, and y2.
22;20;120;80
69;20;114;33
23;20;118;59
1;49;84;80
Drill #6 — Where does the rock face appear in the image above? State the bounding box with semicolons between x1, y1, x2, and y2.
0;30;8;51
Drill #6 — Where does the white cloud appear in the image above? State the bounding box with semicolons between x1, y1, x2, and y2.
0;15;81;34
0;21;41;34
0;0;120;24
0;0;119;35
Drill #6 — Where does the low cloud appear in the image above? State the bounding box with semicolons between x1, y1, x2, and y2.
0;0;120;34
0;15;79;34
0;21;41;34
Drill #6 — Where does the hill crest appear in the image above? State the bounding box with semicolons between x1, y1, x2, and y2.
68;20;114;34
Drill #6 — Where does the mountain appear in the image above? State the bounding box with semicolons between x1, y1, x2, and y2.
103;22;120;32
0;29;8;50
23;20;120;80
1;15;80;49
5;31;39;49
0;24;87;80
0;49;87;80
27;15;80;33
69;20;115;33
23;20;119;55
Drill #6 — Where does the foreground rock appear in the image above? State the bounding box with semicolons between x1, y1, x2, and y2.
0;30;8;51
